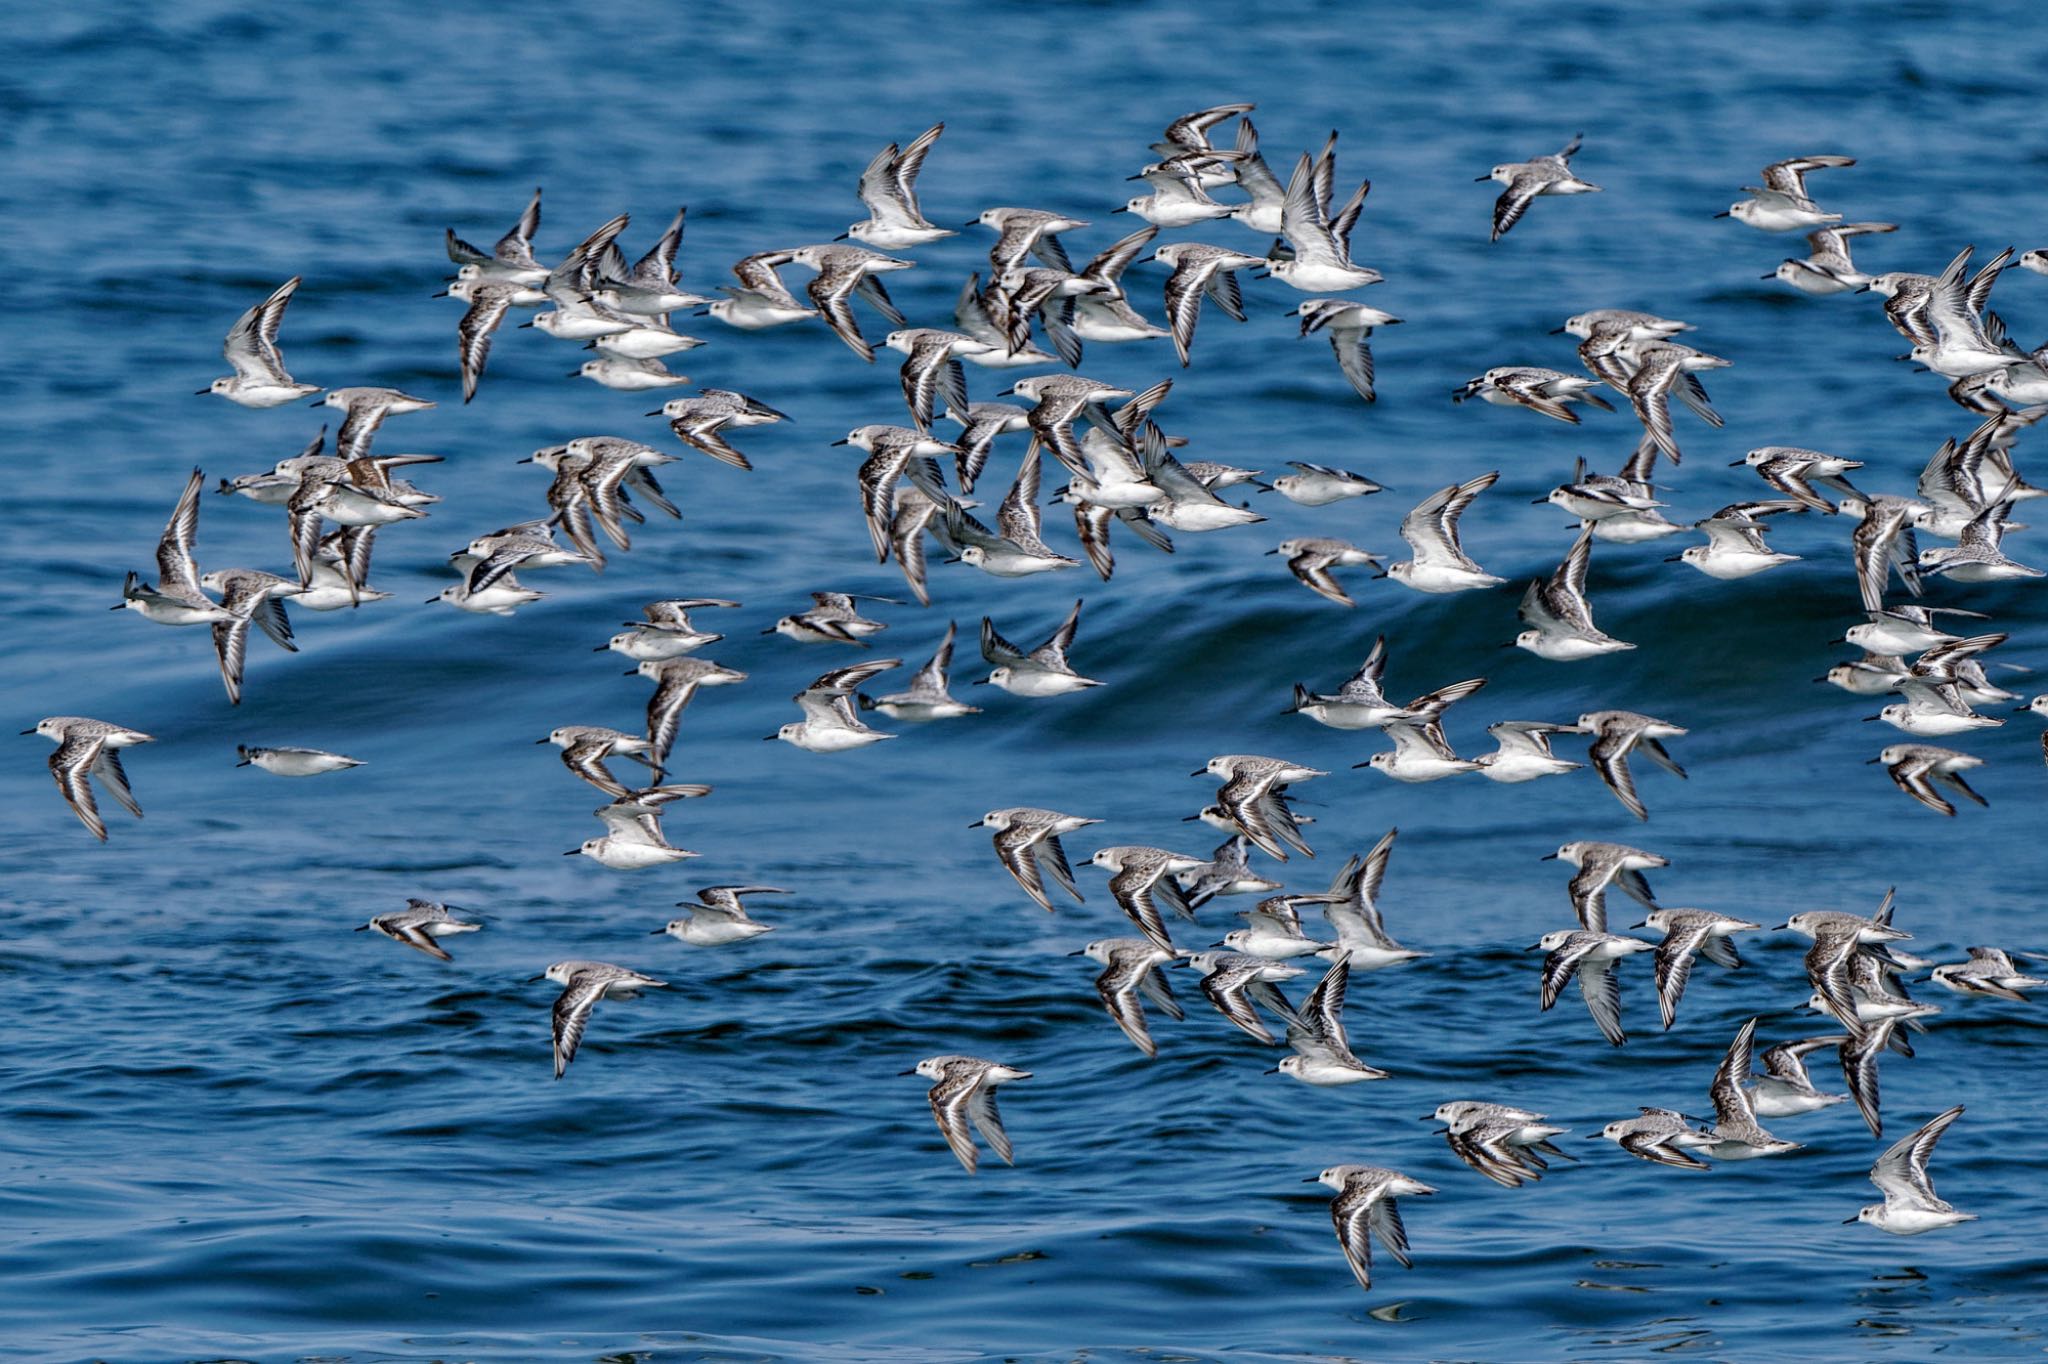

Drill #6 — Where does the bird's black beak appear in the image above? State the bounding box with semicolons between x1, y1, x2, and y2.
1530;496;1552;505
354;924;369;931
526;973;547;982
1630;921;1647;930
517;319;535;328
194;387;210;395
1863;757;1882;765
1263;547;1279;555
1262;1066;1281;1074
1772;922;1790;930
1662;554;1683;563
108;602;124;611
761;734;777;741
1538;852;1558;860
1066;948;1088;956
1842;1215;1859;1224
968;819;985;828
898;1067;920;1075
1760;272;1778;280
308;399;324;407
593;644;611;652
1547;326;1567;334
1472;174;1491;182
644;409;665;416
828;438;849;446
1301;1175;1322;1182
1862;715;1881;722
1727;458;1747;467
534;737;551;744
1712;210;1732;219
562;849;579;856
648;927;667;935
832;231;849;241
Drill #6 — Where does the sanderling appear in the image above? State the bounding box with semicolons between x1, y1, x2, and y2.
979;599;1100;696
906;1055;1032;1176
1070;226;1171;350
1918;497;2044;582
771;659;901;752
236;744;362;777
1197;754;1327;861
445;187;545;285
706;250;821;331
960;449;1082;577
566;786;709;869
1850;1105;1973;1234
1310;1164;1435;1294
768;592;892;646
1288;636;1413;730
444;278;521;402
1117;152;1237;228
1577;710;1688;821
1454;367;1614;423
788;243;913;362
971;206;1089;275
1931;947;2045;1001
1543;839;1666;933
1316;830;1429;970
1224;895;1338;960
1747;1035;1849;1117
951;272;1059;368
200;567;301;705
1716;154;1854;231
1699;1020;1802;1160
1178;835;1282;910
534;960;667;1079
842;123;953;248
1386;472;1503;593
1431;1102;1571;1188
202;277;321;407
973;807;1098;913
651;390;789;471
1480;133;1600;241
1535;929;1654;1046
572;356;690;393
1189;950;1304;1043
1269;138;1383;292
1621;343;1730;466
1089;845;1205;950
637;656;748;765
1872;743;1987;816
1153;242;1265;366
884;328;991;433
1841;604;1988;656
1670;501;1805;578
357;899;481;961
1354;678;1489;783
944;401;1030;492
1270;537;1383;607
1637;907;1760;1030
1268;461;1383;506
1272;956;1387;1085
116;468;233;627
317;387;436;462
1768;222;1898;294
1782;895;1913;1034
1596;1108;1714;1170
861;621;981;722
27;716;153;841
600;597;739;662
1475;721;1583;783
541;725;665;798
654;886;790;947
1288;299;1400;402
1073;937;1184;1057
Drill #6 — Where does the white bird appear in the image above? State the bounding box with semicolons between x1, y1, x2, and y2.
1577;710;1688;821
358;899;482;961
202;277;321;407
1475;721;1583;783
1515;527;1635;661
1849;1105;1974;1234
28;716;154;841
1481;133;1601;240
771;659;901;752
1385;472;1504;593
843;123;954;248
535;960;667;1079
979;600;1100;696
906;1055;1031;1175
1310;1164;1436;1293
1315;830;1428;970
861;622;981;722
1716;154;1854;231
1670;501;1805;579
1535;929;1654;1046
653;886;790;947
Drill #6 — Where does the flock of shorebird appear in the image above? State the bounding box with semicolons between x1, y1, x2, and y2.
38;105;2048;1295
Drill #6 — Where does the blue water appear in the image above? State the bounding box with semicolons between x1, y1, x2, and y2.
5;1;2048;1359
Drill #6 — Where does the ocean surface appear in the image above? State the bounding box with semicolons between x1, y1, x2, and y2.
4;2;2048;1359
